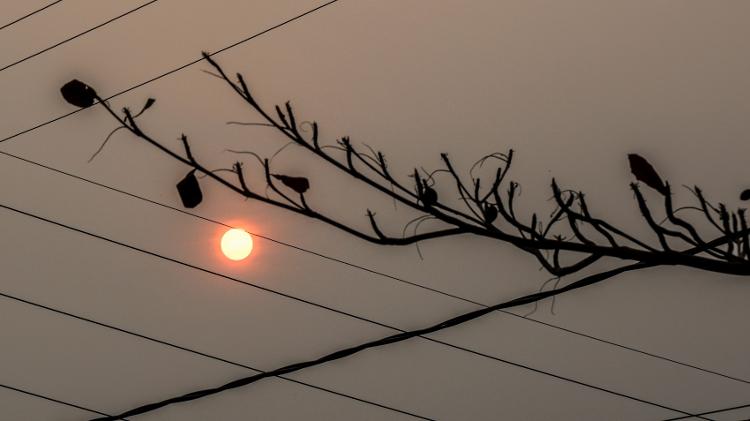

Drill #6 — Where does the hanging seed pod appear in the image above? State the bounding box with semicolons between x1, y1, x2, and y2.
142;97;156;112
483;203;498;223
133;98;156;117
176;170;203;208
60;79;97;108
741;189;750;201
627;154;668;195
272;174;309;194
421;185;438;207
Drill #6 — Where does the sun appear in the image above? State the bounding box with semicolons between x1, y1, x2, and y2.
221;228;254;261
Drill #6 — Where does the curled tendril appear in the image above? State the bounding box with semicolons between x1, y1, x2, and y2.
226;121;276;128
269;141;298;164
419;167;451;187
197;168;236;179
470;152;510;181
523;276;561;317
88;126;126;163
299;120;315;133
225;149;264;166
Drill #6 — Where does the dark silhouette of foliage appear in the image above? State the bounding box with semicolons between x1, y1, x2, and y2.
60;79;97;108
64;52;750;420
628;153;668;195
176;169;203;208
271;173;310;194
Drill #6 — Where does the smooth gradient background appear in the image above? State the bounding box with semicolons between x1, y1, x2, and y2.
1;1;749;420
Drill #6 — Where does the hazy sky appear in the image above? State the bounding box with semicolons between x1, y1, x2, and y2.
2;1;750;420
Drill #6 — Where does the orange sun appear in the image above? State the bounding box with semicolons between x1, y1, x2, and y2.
221;228;254;261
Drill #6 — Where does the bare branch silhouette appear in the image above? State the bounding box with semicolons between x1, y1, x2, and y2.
59;52;750;420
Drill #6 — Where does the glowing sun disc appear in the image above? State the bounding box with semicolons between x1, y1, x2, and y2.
221;228;254;261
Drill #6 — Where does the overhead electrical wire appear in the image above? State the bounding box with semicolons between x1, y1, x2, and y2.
90;262;705;420
0;290;432;420
0;0;63;32
0;0;341;144
0;0;428;417
0;383;113;418
0;201;703;420
0;1;158;73
662;402;750;421
1;149;747;390
0;0;736;418
0;0;740;389
0;0;743;388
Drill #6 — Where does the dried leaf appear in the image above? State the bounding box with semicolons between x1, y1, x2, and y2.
272;174;309;194
132;98;157;118
741;189;750;201
177;170;203;208
628;154;667;195
60;79;97;108
142;97;156;111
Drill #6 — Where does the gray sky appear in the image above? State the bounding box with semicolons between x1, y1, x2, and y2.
2;1;750;420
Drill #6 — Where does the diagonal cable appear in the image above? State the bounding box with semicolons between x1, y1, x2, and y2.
0;202;704;420
0;0;341;144
0;383;113;418
0;0;63;32
86;261;705;421
0;1;158;73
1;149;748;389
0;0;733;417
0;291;432;420
662;402;750;421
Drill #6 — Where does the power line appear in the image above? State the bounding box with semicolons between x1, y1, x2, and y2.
0;202;701;420
0;290;432;420
0;0;341;144
0;151;474;304
0;1;158;73
89;261;704;421
662;402;750;421
0;383;113;418
2;148;748;389
0;0;742;389
0;0;63;32
0;0;731;416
